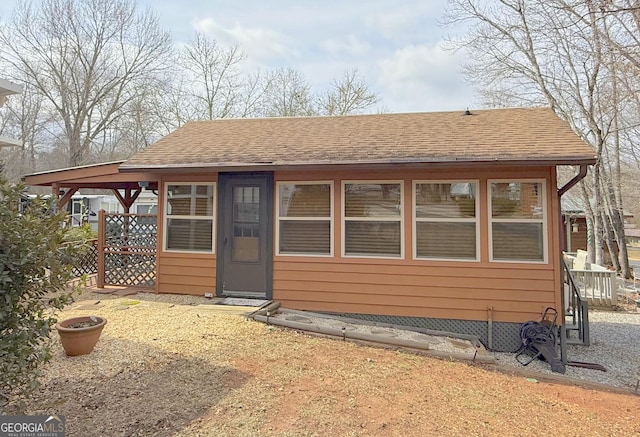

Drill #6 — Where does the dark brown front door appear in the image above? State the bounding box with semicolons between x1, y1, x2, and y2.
217;173;273;298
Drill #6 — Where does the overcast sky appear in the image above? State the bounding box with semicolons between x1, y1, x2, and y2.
0;0;478;114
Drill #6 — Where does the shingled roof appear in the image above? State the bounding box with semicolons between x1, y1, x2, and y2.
120;107;596;171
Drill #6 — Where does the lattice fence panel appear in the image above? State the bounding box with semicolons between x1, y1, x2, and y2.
104;213;157;286
72;239;98;278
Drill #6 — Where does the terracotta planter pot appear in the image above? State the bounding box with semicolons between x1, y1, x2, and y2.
55;316;107;356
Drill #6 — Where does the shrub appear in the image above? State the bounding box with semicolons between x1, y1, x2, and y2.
64;222;98;243
0;179;83;412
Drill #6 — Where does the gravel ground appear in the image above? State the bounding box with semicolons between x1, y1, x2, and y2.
494;309;640;390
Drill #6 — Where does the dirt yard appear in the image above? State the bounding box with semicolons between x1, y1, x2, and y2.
9;291;640;437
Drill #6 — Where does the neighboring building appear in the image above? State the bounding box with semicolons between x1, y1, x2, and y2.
0;78;23;149
561;194;633;265
561;194;589;254
24;108;596;352
66;191;158;230
23;190;158;231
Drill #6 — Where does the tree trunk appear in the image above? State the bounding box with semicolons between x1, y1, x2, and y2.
580;181;596;262
600;207;620;270
68;130;85;167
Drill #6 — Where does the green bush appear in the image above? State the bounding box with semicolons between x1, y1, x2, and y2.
63;222;98;243
0;180;83;412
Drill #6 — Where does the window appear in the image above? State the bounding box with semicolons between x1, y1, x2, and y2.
489;181;546;262
136;204;158;215
343;181;403;258
413;181;478;261
164;183;215;252
136;204;158;227
100;201;120;213
70;199;85;226
277;182;332;256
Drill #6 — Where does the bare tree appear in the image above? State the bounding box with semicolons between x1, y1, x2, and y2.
443;0;638;276
150;74;200;134
0;85;53;179
235;70;274;118
596;0;640;70
179;33;245;120
316;69;380;116
262;68;315;117
90;85;168;162
0;0;172;167
1;1;383;172
261;67;380;117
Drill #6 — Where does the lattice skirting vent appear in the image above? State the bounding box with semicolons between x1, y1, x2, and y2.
337;313;522;352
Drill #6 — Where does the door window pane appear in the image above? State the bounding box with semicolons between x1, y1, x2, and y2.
232;186;260;262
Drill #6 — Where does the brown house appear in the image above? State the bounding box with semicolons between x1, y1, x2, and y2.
25;108;596;352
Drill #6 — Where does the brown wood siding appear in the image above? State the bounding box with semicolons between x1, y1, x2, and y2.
151;165;563;322
273;259;556;323
157;252;216;295
567;217;588;252
273;166;560;324
156;173;218;295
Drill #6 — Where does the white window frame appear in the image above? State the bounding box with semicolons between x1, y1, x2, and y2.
342;180;404;259
488;179;547;264
412;180;480;262
70;199;84;226
100;201;121;214
163;182;216;253
276;181;334;257
134;203;157;215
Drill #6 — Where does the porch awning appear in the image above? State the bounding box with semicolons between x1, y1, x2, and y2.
23;161;158;190
22;161;159;210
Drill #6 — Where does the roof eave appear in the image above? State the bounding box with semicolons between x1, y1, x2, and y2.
119;157;597;173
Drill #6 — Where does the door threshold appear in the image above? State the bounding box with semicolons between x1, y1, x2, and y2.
222;291;267;299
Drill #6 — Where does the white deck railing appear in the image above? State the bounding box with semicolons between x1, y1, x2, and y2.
564;251;618;306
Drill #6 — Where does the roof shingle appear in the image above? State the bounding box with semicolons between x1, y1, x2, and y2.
120;107;596;170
